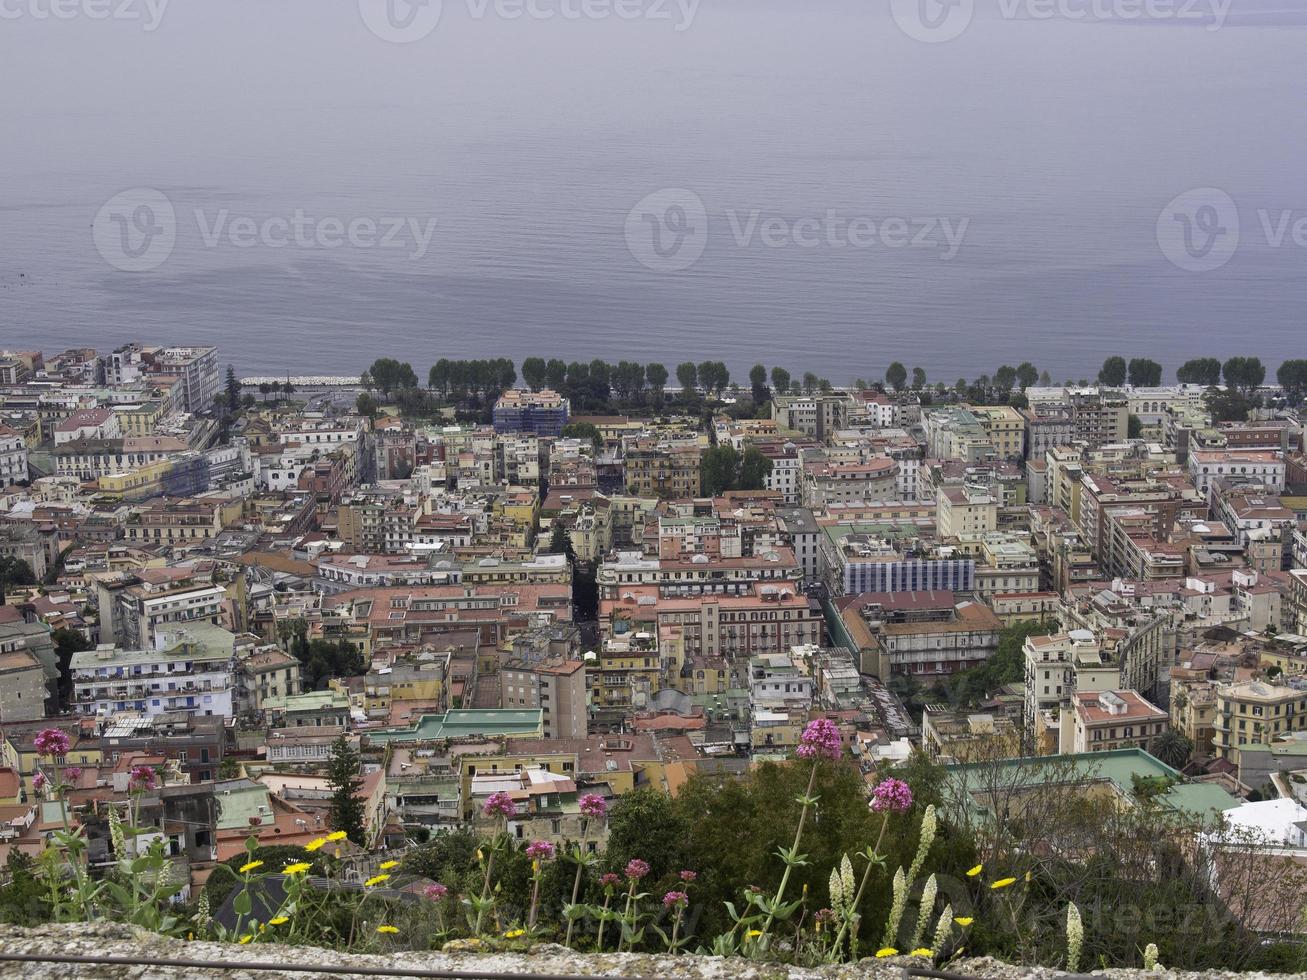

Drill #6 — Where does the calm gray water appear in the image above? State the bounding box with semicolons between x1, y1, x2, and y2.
2;0;1305;382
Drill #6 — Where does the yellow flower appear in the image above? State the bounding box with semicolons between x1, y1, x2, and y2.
269;917;289;926
503;928;526;939
910;949;932;958
476;848;485;863
282;862;311;875
875;947;898;958
954;916;974;927
376;925;399;934
1024;870;1032;882
966;865;983;877
746;929;762;938
364;873;391;887
379;860;398;870
326;830;348;842
238;935;254;945
304;838;327;852
990;877;1017;890
239;860;264;874
532;859;540;874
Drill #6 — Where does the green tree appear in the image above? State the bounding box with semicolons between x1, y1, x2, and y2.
1097;356;1127;387
365;358;418;397
1127;357;1162;387
326;736;366;846
355;393;379;419
1127;414;1143;439
0;851;49;925
1150;730;1192;770
675;362;698;396
646;362;668;403
0;556;35;604
546;523;572;557
885;362;908;391
748;364;769;404
604;788;691;882
51;627;91;706
994;364;1017;391
1276;359;1307;403
912;366;928;389
738;447;773;490
224;365;241;412
1223;356;1265;394
1015;362;1039;390
1205;386;1251;423
700;445;740;496
521;357;547;391
1176;357;1222;386
770;367;791;396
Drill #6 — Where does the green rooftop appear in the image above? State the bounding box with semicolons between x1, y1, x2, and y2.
365;708;543;744
944;748;1239;823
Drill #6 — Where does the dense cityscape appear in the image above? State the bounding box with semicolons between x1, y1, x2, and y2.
2;342;1307;971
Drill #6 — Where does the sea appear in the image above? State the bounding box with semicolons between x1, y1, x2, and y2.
2;0;1305;382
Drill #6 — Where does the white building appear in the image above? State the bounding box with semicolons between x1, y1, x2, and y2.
0;426;27;486
1189;449;1285;497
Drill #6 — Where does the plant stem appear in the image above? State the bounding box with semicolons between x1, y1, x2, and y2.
617;880;637;952
830;809;890;957
758;760;818;940
473;828;502;936
564;818;589;948
596;893;612;951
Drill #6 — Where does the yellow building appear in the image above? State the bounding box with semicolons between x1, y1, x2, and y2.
972;405;1027;460
1213;681;1307;762
115;401;166;438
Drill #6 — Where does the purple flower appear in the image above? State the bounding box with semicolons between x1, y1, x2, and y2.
600;872;622;888
870;777;914;814
31;771;46;792
579;793;608;818
525;840;555;860
796;718;843;761
424;883;449;900
624;858;650;881
63;766;83;782
662;890;688;909
679;869;698;883
33;728;71;758
128;765;158;792
482;791;517;819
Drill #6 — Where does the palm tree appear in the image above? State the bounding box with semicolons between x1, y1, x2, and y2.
1151;730;1192;770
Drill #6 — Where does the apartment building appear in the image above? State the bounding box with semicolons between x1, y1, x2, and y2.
493;388;569;437
501;658;587;739
1067;690;1168;754
835;590;1002;679
801;457;899;506
1213;681;1307;762
971;405;1027;460
1189;449;1286;498
0;426;28;486
622;441;702;499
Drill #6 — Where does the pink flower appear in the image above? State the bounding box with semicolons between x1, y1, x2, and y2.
624;858;650;881
579;793;608;818
525;840;555;860
600;872;622;888
128;765;158;792
482;791;517;819
63;766;82;782
662;890;688;909
424;883;448;900
870;777;914;814
31;771;46;792
33;728;71;758
796;718;842;761
679;869;698;882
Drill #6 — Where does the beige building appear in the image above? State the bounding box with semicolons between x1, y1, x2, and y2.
971;405;1027;460
1213;681;1307;762
501;658;588;740
936;483;998;543
0;647;51;722
1066;689;1168;754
